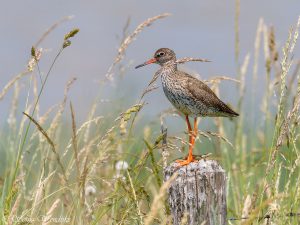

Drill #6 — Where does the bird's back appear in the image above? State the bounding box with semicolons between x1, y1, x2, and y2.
161;69;239;117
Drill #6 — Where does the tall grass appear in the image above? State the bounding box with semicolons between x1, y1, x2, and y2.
0;10;299;225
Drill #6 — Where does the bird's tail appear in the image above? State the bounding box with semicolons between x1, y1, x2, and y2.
221;103;239;117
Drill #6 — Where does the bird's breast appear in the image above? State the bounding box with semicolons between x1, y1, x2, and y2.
160;72;194;115
159;70;213;116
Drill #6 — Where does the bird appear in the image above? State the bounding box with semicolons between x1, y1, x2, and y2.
135;48;238;166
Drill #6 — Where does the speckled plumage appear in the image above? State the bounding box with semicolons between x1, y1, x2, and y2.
135;47;238;166
155;48;238;118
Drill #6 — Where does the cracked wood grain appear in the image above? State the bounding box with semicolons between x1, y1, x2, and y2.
164;160;227;225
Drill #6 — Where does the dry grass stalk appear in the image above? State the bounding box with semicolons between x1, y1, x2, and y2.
28;48;43;72
175;57;211;64
23;112;55;148
126;170;143;224
140;68;165;100
7;82;20;133
289;16;300;53
7;194;21;225
170;136;189;150
32;76;40;119
268;26;279;63
260;24;273;120
96;125;116;148
63;116;103;156
38;104;59;125
233;54;249;154
233;56;248;154
277;30;292;119
267;17;300;172
42;199;61;225
105;13;171;81
84;103;97;144
204;76;240;85
23;112;67;182
242;195;252;218
253;18;264;84
204;131;234;148
0;71;31;101
160;122;169;170
30;170;56;218
48;77;77;136
117;103;144;135
18;105;32;139
235;0;240;62
80;154;89;207
70;102;80;178
35;16;73;47
284;76;300;193
144;172;177;225
272;163;282;210
239;54;250;97
141;84;159;100
160;108;181;120
262;24;272;76
65;138;92;179
286;60;300;99
268;78;300;171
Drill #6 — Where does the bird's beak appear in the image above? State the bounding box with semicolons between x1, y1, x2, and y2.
135;58;157;69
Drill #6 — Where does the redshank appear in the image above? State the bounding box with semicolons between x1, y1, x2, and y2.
135;48;238;166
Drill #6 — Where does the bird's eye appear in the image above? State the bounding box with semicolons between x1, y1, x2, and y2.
156;52;165;57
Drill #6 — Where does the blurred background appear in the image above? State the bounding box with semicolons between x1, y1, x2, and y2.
0;2;299;223
0;0;299;126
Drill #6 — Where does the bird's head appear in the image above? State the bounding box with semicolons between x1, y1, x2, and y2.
135;48;176;69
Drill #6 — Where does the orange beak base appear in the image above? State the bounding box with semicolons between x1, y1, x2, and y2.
135;58;157;69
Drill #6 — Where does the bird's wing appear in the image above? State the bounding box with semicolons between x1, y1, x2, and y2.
182;72;220;105
181;72;238;116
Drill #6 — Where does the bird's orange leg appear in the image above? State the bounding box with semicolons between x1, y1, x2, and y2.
185;115;192;145
176;117;198;166
187;117;198;161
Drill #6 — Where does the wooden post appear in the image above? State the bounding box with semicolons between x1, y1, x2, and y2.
164;160;227;225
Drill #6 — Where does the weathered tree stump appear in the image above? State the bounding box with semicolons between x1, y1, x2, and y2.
164;160;227;225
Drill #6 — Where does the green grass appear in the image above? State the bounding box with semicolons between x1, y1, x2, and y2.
0;12;300;225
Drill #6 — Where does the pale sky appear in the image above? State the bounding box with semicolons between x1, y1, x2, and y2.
0;0;299;126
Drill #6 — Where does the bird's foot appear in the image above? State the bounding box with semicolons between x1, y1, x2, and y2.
175;155;196;167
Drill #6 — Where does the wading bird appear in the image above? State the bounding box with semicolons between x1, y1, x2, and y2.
135;48;238;166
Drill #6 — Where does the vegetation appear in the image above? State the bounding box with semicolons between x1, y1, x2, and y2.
0;7;299;225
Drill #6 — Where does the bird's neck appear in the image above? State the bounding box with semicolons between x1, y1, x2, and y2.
160;63;177;87
161;62;177;74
